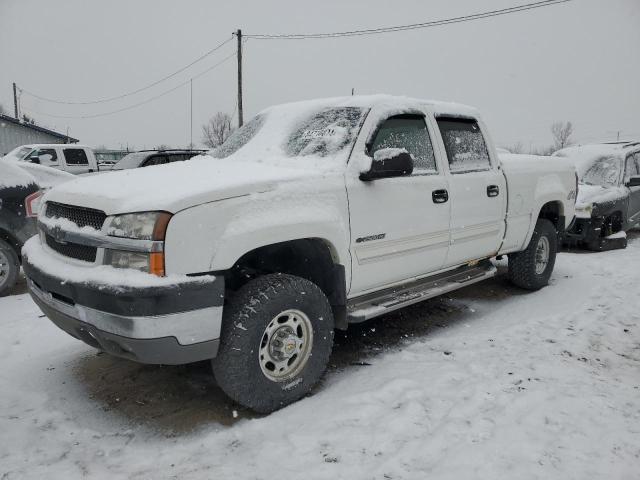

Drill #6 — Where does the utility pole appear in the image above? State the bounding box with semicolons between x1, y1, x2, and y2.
13;82;19;119
236;29;243;128
190;79;193;148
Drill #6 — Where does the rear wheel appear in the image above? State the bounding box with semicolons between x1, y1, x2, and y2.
508;219;557;291
212;273;334;413
0;239;20;297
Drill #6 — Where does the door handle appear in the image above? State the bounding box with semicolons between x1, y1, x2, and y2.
487;185;500;197
432;189;449;204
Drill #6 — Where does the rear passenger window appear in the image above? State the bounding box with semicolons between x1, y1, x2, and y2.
63;148;89;165
437;118;491;173
142;155;167;167
370;115;437;173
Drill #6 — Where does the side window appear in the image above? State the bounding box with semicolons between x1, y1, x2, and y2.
436;118;491;173
142;155;167;167
624;155;636;180
632;153;640;177
63;148;89;165
167;154;189;163
36;148;58;164
370;115;437;173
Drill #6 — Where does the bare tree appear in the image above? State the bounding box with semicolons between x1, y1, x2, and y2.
202;112;234;148
155;144;170;150
551;121;574;151
0;103;5;115
508;141;525;154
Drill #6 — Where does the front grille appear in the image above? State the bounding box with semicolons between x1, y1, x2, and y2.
46;234;97;263
45;202;107;230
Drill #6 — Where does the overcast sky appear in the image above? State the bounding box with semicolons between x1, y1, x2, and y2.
1;0;638;151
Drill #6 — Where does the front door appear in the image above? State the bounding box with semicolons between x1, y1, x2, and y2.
346;113;451;295
435;117;506;267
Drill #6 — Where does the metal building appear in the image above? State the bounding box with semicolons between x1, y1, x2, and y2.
0;113;78;156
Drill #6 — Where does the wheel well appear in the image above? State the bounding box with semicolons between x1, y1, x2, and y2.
538;201;564;232
225;238;348;329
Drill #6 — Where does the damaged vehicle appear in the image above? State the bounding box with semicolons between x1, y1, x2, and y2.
23;95;576;413
554;142;640;250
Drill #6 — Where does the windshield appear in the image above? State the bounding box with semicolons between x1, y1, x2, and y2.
112;152;149;170
3;146;33;161
211;106;367;164
580;156;622;188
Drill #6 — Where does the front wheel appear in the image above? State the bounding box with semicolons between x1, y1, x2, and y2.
0;239;20;297
212;273;334;413
508;219;557;291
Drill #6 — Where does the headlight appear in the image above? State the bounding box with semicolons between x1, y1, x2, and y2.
575;203;593;218
106;211;171;240
104;211;171;276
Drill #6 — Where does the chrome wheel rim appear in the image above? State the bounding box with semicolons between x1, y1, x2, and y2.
259;309;313;382
535;236;550;275
0;250;10;289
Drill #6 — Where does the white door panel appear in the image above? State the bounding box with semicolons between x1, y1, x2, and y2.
347;171;451;295
446;170;506;265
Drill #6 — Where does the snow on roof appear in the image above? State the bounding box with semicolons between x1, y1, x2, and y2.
258;94;479;117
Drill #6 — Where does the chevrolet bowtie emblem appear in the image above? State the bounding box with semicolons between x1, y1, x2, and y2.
50;226;67;244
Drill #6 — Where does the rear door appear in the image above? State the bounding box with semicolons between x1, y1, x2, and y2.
346;112;451;295
625;151;640;226
62;147;92;174
434;117;506;267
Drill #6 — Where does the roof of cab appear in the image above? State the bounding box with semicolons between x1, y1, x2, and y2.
260;94;480;118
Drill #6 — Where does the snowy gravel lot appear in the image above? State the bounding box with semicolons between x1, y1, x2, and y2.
1;234;639;479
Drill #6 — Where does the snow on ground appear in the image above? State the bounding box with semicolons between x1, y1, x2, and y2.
1;235;640;479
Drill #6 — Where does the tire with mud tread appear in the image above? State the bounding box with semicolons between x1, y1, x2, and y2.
0;238;20;297
212;273;334;413
508;219;557;291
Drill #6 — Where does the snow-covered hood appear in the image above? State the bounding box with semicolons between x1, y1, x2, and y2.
43;156;321;215
576;183;627;209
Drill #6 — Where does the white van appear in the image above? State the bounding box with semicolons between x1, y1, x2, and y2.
4;144;98;175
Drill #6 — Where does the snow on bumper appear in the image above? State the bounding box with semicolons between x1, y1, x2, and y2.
22;237;224;365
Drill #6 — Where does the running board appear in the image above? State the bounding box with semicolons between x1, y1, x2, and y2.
347;261;497;323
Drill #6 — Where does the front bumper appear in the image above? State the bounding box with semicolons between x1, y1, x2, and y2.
564;217;603;244
23;256;224;365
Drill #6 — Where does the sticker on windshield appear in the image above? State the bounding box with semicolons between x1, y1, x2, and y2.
301;128;339;139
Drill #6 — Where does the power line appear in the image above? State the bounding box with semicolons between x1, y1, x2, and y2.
19;37;233;105
244;0;571;39
23;52;237;119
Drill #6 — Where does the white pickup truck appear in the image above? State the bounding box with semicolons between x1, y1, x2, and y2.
23;95;577;412
4;144;98;174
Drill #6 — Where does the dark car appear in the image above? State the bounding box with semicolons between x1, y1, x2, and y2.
554;141;640;250
109;149;207;171
0;162;43;295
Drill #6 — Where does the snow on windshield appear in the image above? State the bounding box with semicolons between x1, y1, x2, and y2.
3;146;32;162
211;102;367;167
580;156;621;187
113;152;149;170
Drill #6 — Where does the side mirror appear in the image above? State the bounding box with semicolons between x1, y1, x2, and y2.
627;176;640;187
29;154;40;164
360;148;414;181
